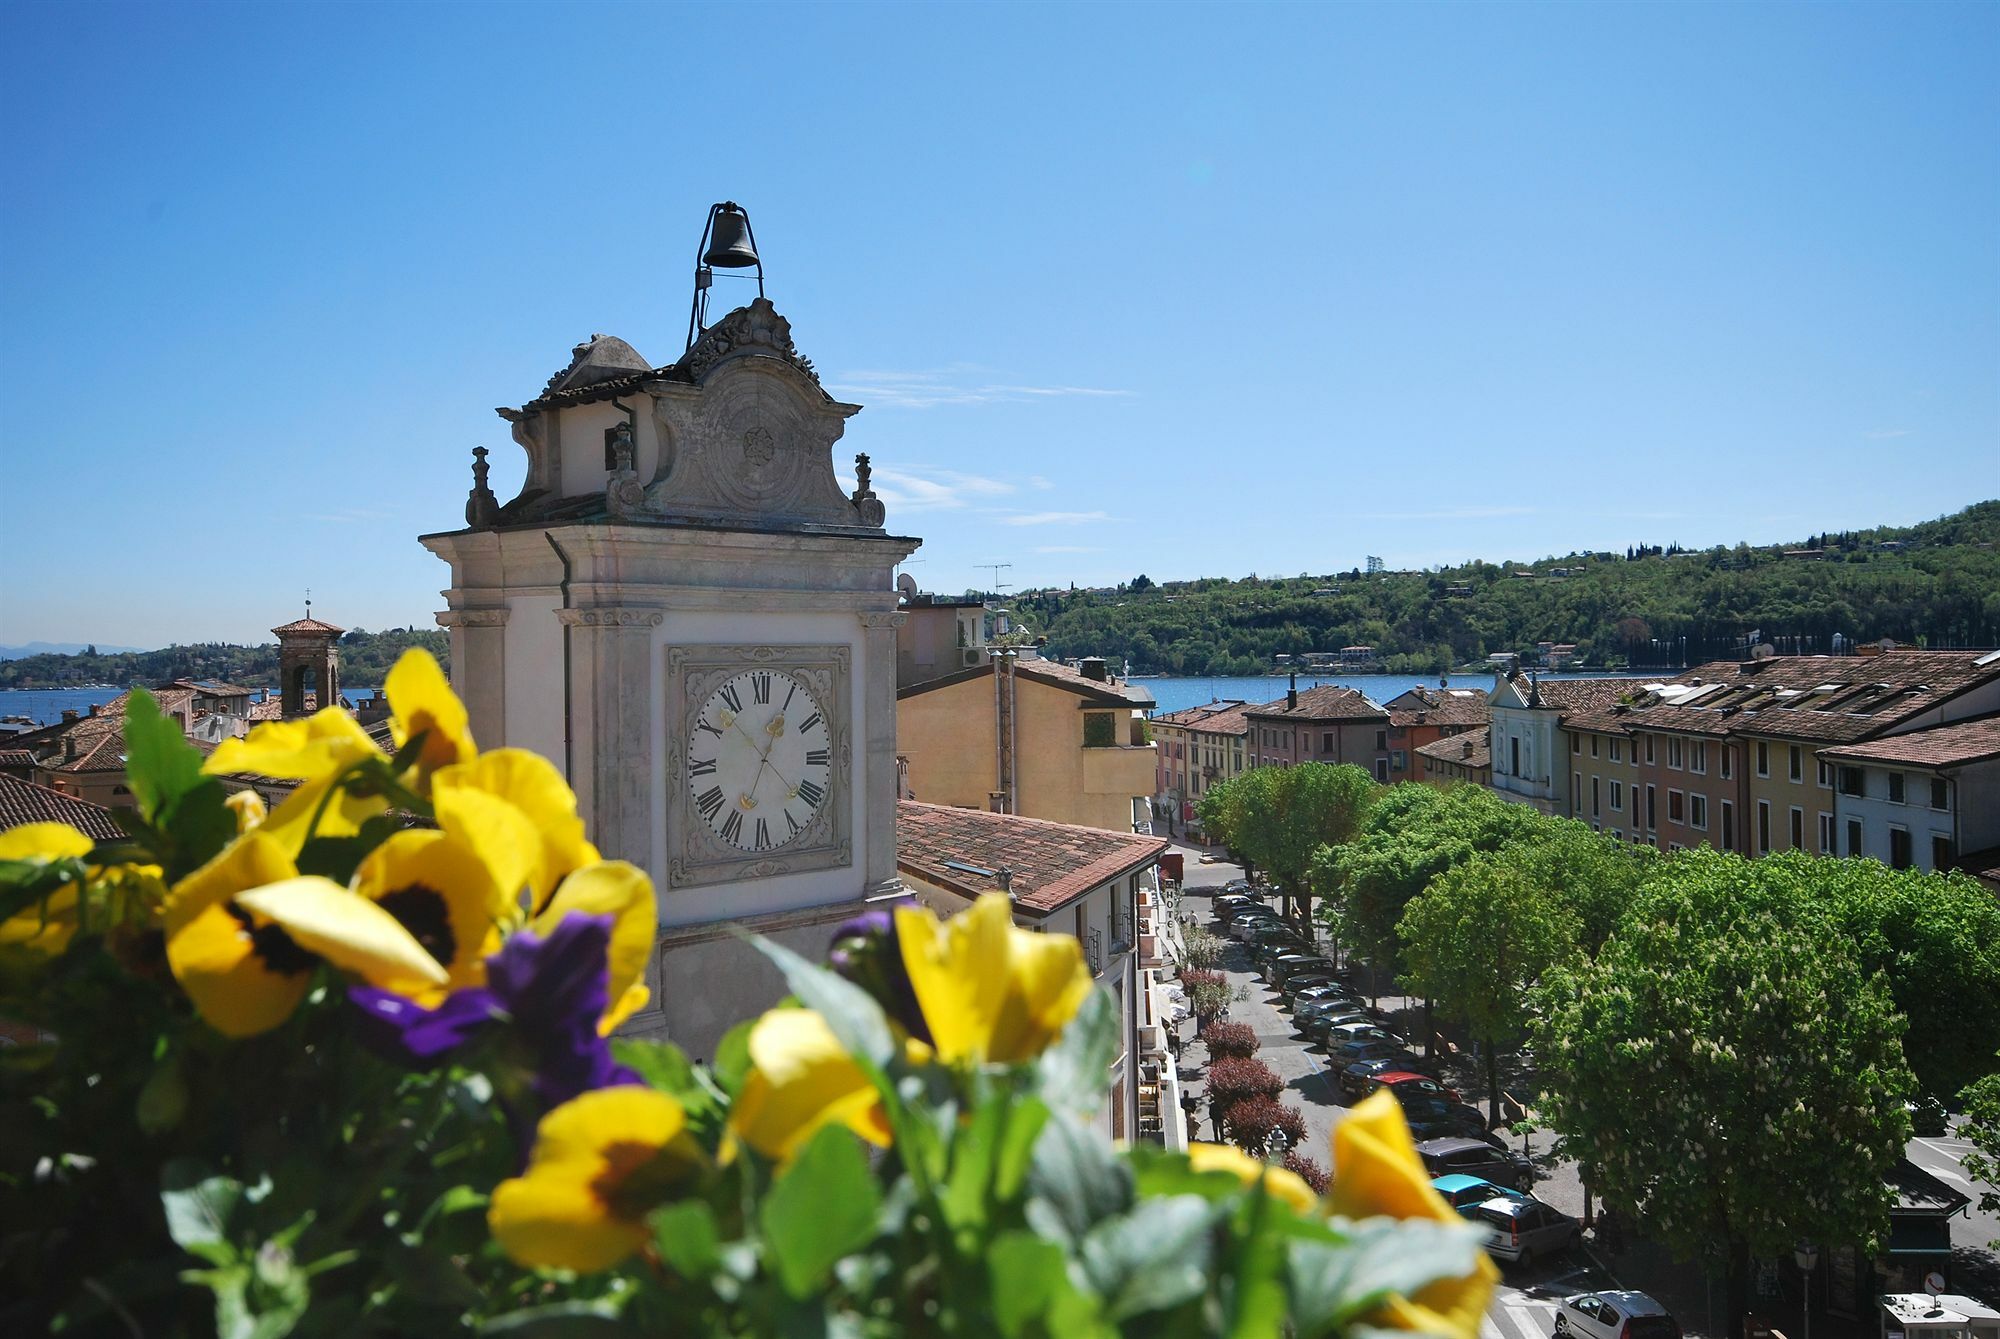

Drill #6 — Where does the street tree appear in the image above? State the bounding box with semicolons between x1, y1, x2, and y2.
1805;856;2000;1100
1398;853;1581;1124
1198;763;1375;927
1504;816;1654;952
1959;1071;2000;1245
1533;850;1912;1339
1318;783;1547;980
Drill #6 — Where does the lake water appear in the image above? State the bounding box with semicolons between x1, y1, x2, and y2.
0;686;372;729
1132;670;1646;716
1;672;1650;730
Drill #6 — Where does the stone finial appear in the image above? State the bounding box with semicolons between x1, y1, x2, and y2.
851;452;885;527
606;420;645;517
466;446;499;529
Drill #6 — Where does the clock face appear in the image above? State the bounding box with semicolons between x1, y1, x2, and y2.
686;669;833;854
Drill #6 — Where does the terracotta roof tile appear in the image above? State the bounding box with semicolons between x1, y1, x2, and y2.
1414;726;1490;769
0;774;124;840
896;801;1166;915
0;750;37;768
1244;684;1386;723
271;617;345;636
1819;715;2000;769
1385;686;1490;728
1012;658;1156;707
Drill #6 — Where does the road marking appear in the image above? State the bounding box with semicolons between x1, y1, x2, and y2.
1925;1163;1970;1185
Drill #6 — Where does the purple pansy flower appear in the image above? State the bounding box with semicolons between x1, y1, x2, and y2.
827;904;932;1045
349;912;639;1118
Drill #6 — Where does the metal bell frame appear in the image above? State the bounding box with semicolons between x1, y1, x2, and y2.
686;201;765;352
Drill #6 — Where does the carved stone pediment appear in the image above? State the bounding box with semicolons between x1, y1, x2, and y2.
678;299;820;389
643;326;875;530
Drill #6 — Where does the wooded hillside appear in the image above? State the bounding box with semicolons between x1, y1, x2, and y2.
0;627;450;690
1024;502;2000;675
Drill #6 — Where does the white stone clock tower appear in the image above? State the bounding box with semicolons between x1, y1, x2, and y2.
421;297;919;1055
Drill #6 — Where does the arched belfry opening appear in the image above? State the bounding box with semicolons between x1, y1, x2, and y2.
272;610;344;719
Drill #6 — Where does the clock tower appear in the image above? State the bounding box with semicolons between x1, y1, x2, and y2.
422;288;919;1054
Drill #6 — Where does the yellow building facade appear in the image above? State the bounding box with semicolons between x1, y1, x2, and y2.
897;653;1157;834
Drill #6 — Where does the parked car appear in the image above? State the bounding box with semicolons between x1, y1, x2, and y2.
1340;1054;1439;1095
1327;1036;1414;1066
1314;1019;1402;1048
1253;938;1314;965
1221;879;1252;895
1413;1136;1534;1191
1294;1011;1377;1041
1291;984;1364;1011
1267;956;1337;985
1212;894;1258;919
1281;972;1345;999
1554;1292;1682;1339
1364;1072;1462;1104
1397;1096;1488;1137
1464;1194;1579;1265
1431;1174;1524;1212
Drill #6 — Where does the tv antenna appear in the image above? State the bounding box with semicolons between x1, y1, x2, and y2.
978;562;1012;594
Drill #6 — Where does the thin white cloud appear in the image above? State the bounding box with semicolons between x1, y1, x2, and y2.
827;365;1131;409
1372;505;1536;521
1026;475;1054;490
998;510;1113;527
1865;428;1912;440
1034;545;1105;554
835;465;1018;513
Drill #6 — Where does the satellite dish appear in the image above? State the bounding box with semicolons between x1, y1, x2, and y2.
896;572;919;597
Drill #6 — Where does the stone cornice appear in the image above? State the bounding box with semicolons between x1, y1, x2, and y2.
856;611;908;629
556;608;665;628
436;608;510;628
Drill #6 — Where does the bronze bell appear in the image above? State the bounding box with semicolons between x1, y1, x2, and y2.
702;204;759;268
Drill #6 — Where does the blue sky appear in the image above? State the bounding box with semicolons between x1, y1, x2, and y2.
2;1;1994;648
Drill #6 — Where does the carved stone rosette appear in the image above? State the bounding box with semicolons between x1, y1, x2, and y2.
663;643;853;891
557;609;665;628
437;608;511;628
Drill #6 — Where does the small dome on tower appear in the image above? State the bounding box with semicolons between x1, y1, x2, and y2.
542;334;651;396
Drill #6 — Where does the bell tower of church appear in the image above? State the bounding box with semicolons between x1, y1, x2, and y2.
422;223;919;1054
272;609;343;719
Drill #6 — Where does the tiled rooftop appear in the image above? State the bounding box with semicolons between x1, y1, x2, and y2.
1385;685;1490;728
1243;683;1387;723
1414;725;1490;769
1820;715;2000;769
0;774;124;840
896;801;1166;915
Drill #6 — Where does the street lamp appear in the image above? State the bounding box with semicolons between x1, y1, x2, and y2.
1793;1243;1819;1339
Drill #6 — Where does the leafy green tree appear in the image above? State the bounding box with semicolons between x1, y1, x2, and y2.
1398;854;1581;1123
1317;785;1546;979
1534;850;1913;1339
1959;1071;2000;1244
1202;765;1374;928
1807;858;2000;1100
1504;818;1653;951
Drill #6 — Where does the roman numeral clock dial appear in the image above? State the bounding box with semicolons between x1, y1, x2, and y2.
685;668;834;854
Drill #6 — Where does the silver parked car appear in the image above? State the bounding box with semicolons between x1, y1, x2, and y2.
1464;1194;1578;1266
1554;1292;1681;1339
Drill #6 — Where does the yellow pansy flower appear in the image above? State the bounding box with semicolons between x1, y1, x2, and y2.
0;822;94;954
1327;1091;1498;1339
206;709;388;846
727;1008;892;1163
163;833;447;1038
489;1086;703;1272
352;830;503;1003
895;893;1094;1064
527;860;653;1034
386;649;476;782
1186;1141;1318;1215
223;788;267;833
433;748;597;908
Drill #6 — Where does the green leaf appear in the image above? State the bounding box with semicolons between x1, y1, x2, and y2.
160;1162;249;1266
1023;1110;1132;1247
137;1051;190;1135
295;817;395;885
989;1230;1078;1338
651;1199;722;1279
1287;1217;1486;1337
124;688;207;823
1037;986;1116;1119
759;1124;882;1299
750;933;895;1068
711;1019;754;1099
384;1239;485;1308
1079;1193;1217;1321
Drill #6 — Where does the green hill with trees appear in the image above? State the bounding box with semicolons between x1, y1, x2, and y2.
0;626;450;690
1020;501;2000;675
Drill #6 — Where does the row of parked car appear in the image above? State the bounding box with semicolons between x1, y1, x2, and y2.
1209;889;1601;1275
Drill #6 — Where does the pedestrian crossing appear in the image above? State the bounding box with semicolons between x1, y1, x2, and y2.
1484;1297;1555;1339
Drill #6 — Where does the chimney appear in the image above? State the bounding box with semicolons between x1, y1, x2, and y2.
1079;656;1107;682
1287;671;1297;711
64;735;77;762
62;709;79;724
